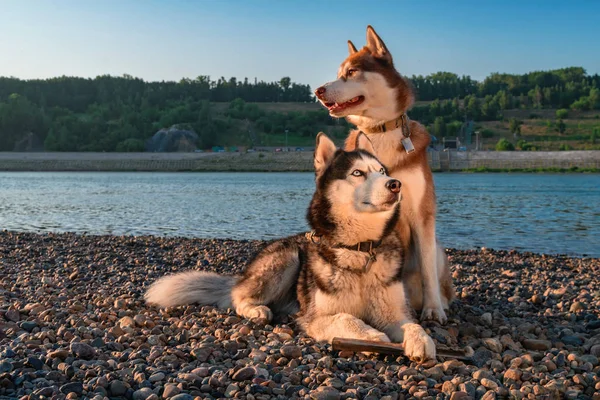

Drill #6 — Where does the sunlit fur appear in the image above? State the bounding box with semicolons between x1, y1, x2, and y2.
144;133;436;361
315;25;456;323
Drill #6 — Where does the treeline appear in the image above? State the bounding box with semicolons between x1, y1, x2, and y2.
0;92;350;152
1;67;599;152
0;75;313;113
412;67;600;106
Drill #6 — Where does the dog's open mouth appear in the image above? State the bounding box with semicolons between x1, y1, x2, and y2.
324;96;365;113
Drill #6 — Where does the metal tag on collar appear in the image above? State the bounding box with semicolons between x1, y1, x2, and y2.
400;114;414;154
401;137;415;154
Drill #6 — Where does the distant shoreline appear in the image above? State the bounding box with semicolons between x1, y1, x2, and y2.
0;151;599;173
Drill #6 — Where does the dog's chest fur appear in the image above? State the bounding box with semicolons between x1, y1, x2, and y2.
356;128;433;226
297;234;403;319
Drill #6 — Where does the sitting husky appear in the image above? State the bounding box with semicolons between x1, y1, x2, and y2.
145;132;436;361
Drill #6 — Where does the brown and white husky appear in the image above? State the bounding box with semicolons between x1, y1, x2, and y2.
314;25;455;323
145;132;436;361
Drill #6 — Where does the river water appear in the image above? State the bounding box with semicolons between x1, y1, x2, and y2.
0;172;598;257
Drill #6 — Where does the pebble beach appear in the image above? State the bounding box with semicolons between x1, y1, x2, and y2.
0;231;599;400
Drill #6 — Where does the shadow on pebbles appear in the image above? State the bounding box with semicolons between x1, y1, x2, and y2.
0;231;599;400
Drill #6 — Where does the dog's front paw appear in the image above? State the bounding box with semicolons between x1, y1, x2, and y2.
402;323;436;362
247;305;273;321
359;329;390;356
420;305;447;324
364;329;391;343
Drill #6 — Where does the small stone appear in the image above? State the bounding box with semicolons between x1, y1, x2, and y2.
170;395;193;400
504;368;522;381
483;338;503;353
473;370;491;381
481;313;493;326
149;372;165;382
522;339;551;351
70;342;96;359
162;384;180;399
450;392;471;400
590;345;600;357
133;387;155;400
481;391;496;400
225;383;240;397
21;321;38;332
5;310;20;322
309;386;340;400
472;348;493;367
569;302;584;312
191;346;212;362
423;366;443;380
280;345;302;358
544;359;557;371
480;378;499;390
561;335;583;346
110;381;128;396
232;367;255;381
531;294;543;304
26;356;44;370
114;299;127;309
442;381;456;394
0;361;13;373
586;320;600;330
118;316;135;328
60;382;84;396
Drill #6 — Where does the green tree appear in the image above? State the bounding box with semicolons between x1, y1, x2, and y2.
465;95;481;120
589;88;600;109
555;109;569;119
495;138;515;151
433;116;446;137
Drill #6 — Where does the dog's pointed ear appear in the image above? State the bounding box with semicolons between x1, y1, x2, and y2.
314;132;337;175
347;40;358;55
355;132;376;155
366;25;392;63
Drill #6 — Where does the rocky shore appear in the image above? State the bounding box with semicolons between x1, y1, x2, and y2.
0;231;599;400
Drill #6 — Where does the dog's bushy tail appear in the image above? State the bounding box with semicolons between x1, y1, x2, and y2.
144;271;236;309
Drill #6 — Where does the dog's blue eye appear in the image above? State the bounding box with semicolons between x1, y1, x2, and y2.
351;170;363;177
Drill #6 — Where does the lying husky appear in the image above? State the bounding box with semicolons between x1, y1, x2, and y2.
314;26;455;323
145;132;436;361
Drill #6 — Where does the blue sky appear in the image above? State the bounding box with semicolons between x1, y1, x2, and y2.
1;0;598;91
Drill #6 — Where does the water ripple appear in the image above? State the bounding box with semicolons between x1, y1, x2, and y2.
0;172;598;257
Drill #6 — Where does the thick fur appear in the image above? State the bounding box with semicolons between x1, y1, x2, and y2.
314;26;455;323
145;133;436;361
145;271;234;309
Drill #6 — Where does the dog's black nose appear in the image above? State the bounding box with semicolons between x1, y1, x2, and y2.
386;179;401;193
315;86;326;98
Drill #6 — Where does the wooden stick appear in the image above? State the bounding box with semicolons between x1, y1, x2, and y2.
331;337;473;361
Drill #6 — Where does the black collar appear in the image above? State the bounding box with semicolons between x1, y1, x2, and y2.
305;231;380;271
305;231;382;254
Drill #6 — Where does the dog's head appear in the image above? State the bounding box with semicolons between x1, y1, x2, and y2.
307;132;401;244
314;26;414;127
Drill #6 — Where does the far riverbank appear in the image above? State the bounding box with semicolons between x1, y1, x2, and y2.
0;151;599;172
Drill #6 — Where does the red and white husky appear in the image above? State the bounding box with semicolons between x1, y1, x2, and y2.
314;25;455;323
